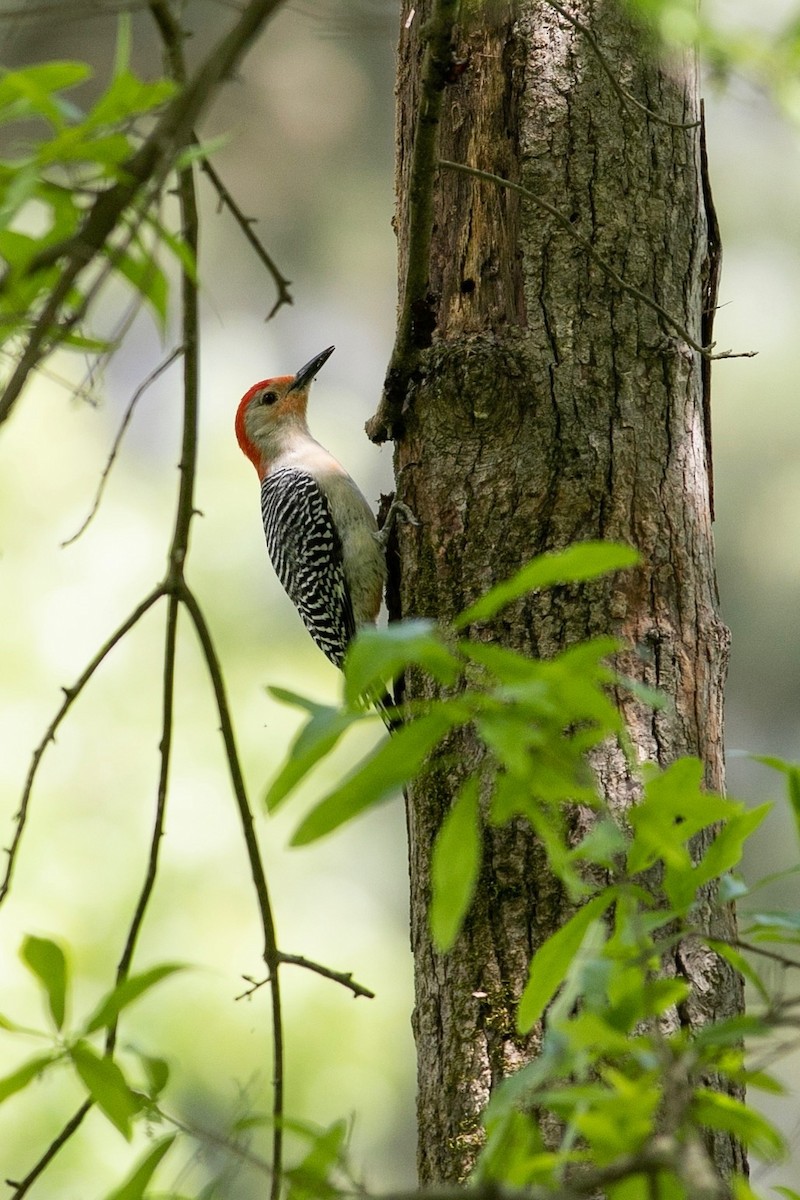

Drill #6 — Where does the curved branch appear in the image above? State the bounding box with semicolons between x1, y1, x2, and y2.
62;346;184;548
199;154;293;320
0;586;164;907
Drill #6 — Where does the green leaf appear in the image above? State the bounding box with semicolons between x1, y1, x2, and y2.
477;1108;554;1187
0;63;91;126
0;1011;47;1037
742;910;800;941
691;1088;784;1160
286;1118;348;1200
729;1178;764;1200
752;755;800;847
59;330;115;353
690;1014;768;1049
265;696;365;812
430;777;482;950
103;1135;176;1200
0;161;41;230
83;964;184;1034
0;1053;56;1103
567;818;628;870
142;210;198;282
174;133;231;170
718;873;750;902
137;1052;169;1099
232;1112;271;1131
455;542;639;628
517;891;615;1032
343;619;460;706
36;129;132;169
291;705;464;844
112;244;168;329
20;935;68;1030
627;758;736;878
86;72;174;129
70;1041;142;1139
666;803;770;909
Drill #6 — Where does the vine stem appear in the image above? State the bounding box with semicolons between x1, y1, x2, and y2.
366;0;460;443
439;160;756;363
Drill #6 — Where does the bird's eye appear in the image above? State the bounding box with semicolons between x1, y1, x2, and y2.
258;390;279;406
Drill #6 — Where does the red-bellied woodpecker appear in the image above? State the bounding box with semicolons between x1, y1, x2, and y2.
235;345;390;682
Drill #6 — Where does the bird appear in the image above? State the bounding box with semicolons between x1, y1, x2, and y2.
235;345;398;718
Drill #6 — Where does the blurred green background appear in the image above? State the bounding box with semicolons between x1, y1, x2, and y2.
0;0;797;1195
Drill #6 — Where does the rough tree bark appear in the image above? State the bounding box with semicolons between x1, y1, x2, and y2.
379;0;743;1185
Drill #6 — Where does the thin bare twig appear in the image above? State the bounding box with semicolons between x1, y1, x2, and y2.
278;952;376;999
0;586;164;907
238;953;376;1001
180;582;285;1200
200;153;293;320
11;593;185;1199
730;939;800;970
6;1101;94;1200
62;346;184;548
109;593;180;1053
543;0;701;130
439;160;757;362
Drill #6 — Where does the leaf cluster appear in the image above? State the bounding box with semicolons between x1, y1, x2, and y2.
0;936;180;1136
0;23;181;363
267;541;800;1200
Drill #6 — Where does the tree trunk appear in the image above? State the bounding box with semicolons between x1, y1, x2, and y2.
384;0;743;1185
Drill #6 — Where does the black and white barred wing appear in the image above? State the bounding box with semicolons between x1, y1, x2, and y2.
260;466;356;668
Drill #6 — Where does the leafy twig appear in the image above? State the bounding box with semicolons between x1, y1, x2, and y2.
200;153;293;320
0;0;288;426
366;0;460;443
439;160;756;362
61;346;184;548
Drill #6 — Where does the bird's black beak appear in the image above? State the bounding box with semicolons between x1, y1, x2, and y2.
288;345;335;392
